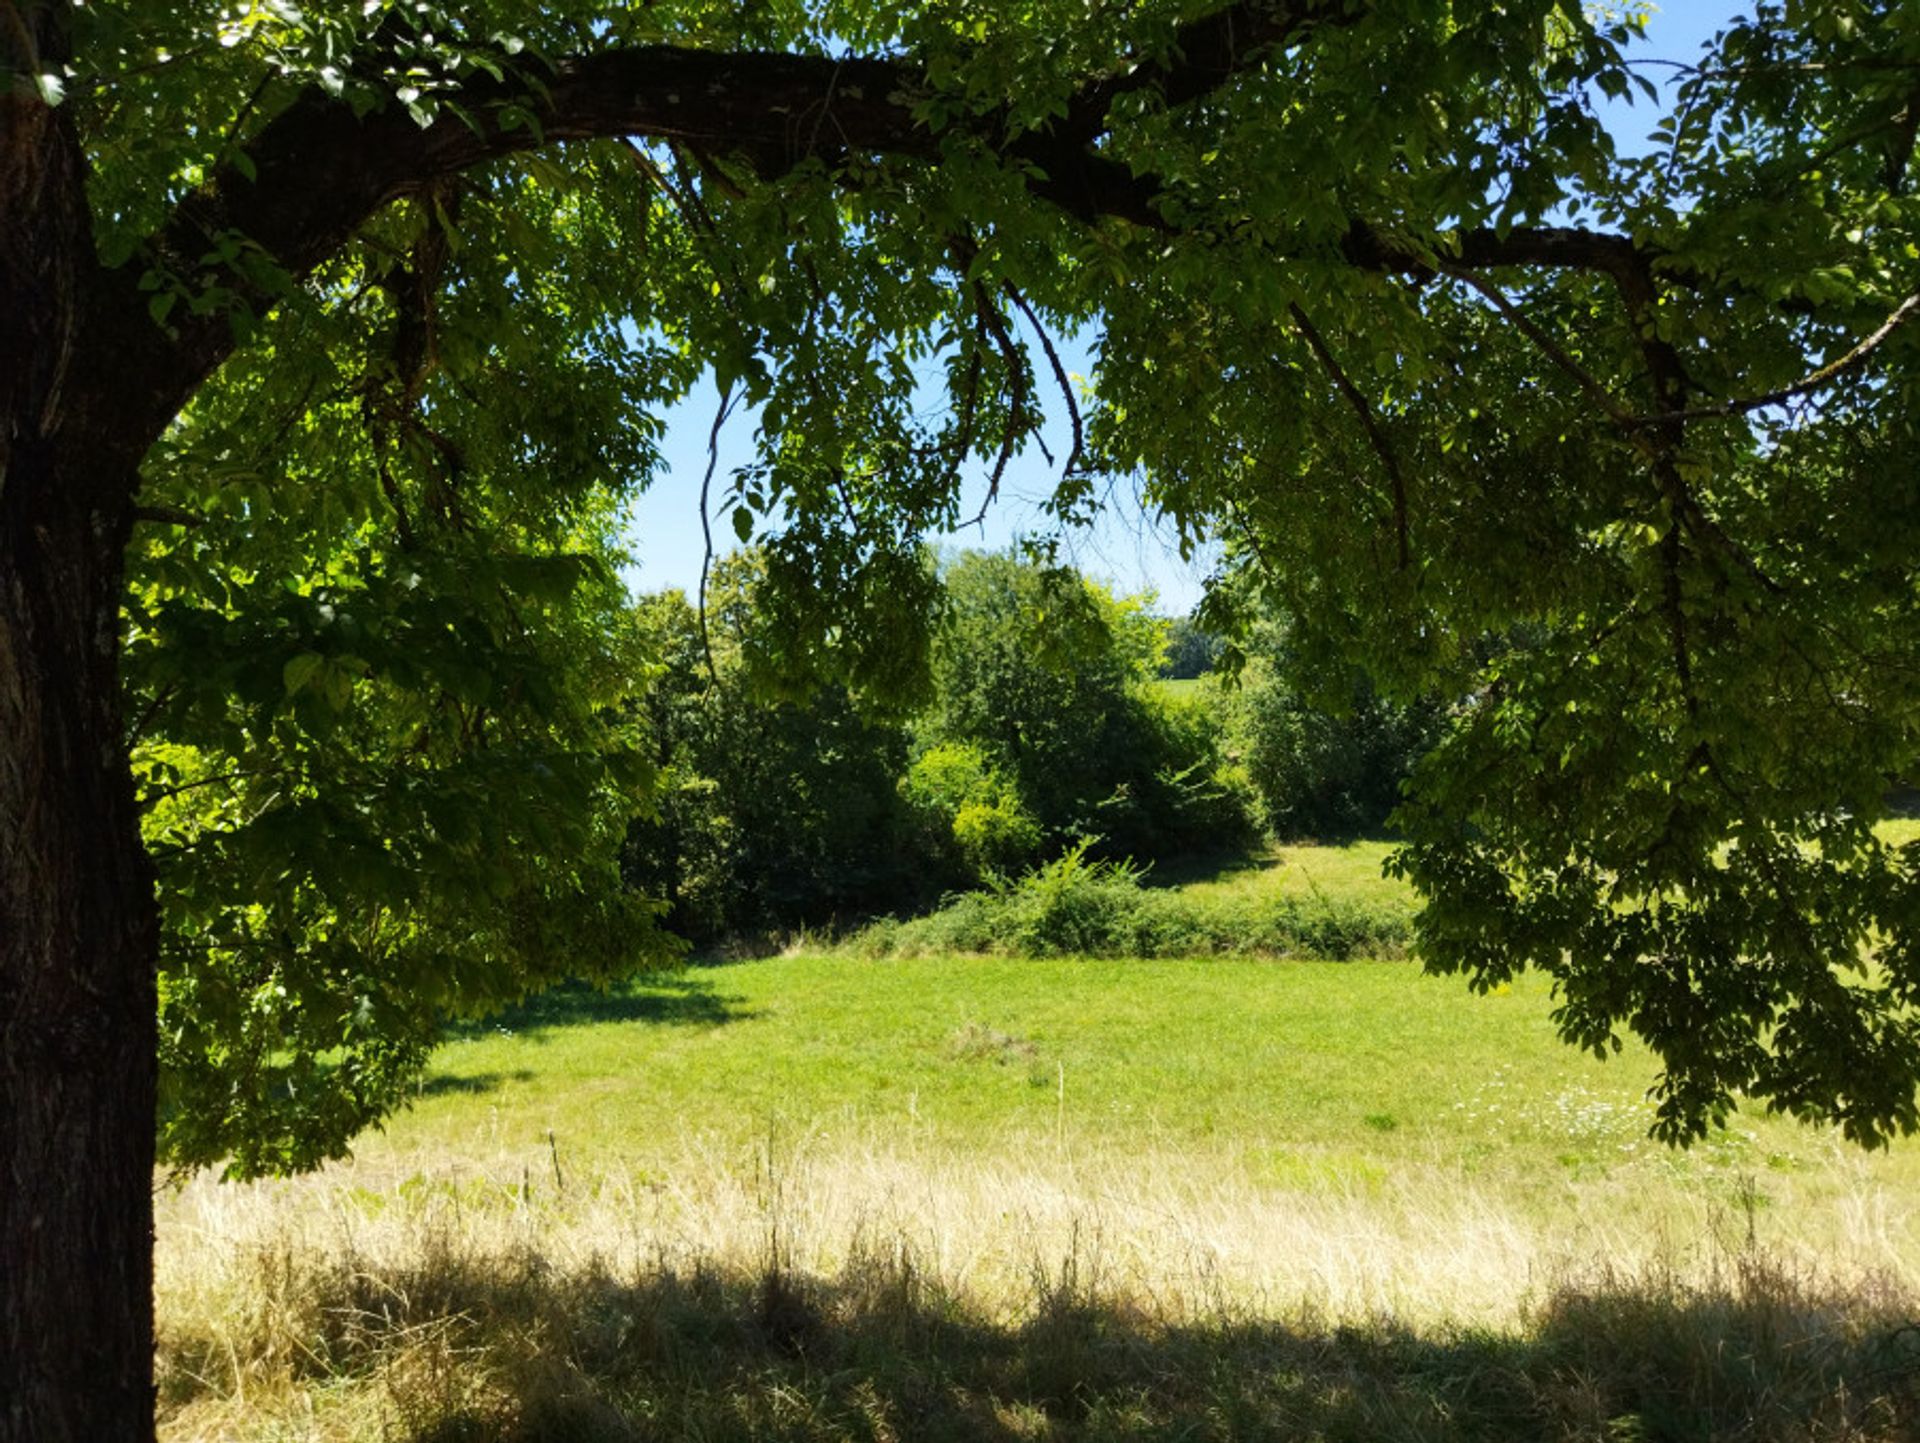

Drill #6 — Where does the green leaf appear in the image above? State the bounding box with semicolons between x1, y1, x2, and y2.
282;652;326;696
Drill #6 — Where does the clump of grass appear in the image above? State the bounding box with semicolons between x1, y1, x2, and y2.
947;1021;1040;1065
849;841;1413;960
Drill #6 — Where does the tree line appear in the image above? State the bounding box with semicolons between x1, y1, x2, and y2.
624;549;1438;941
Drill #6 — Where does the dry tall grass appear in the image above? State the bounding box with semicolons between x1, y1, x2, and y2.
157;1132;1920;1441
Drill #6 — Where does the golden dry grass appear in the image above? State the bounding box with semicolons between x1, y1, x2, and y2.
157;1127;1920;1441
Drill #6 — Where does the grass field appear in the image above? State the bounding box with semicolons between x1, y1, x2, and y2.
155;840;1920;1441
1150;676;1209;702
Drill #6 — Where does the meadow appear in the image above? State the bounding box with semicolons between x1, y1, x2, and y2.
155;840;1920;1441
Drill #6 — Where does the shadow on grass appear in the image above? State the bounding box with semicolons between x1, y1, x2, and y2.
1134;844;1279;891
162;1238;1920;1443
415;1070;536;1098
447;974;753;1045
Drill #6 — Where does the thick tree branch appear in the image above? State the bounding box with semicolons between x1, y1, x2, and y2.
1060;0;1357;138
110;10;1682;467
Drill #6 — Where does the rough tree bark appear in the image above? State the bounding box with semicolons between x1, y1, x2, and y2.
1;9;159;1443
0;449;156;1443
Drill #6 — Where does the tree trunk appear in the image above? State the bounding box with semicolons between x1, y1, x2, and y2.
0;444;157;1443
2;5;161;1437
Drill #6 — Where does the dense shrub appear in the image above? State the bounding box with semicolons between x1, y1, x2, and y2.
900;741;1042;878
1232;664;1446;839
848;844;1411;961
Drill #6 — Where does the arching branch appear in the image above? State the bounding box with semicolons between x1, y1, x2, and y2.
1288;302;1409;568
109;5;1691;469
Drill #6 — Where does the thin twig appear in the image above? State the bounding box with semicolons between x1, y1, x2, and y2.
138;768;266;813
1289;302;1409;569
697;381;740;686
126;682;179;748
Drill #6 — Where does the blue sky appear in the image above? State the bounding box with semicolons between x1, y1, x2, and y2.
619;2;1746;614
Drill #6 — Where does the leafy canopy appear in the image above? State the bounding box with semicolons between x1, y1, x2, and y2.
52;0;1920;1152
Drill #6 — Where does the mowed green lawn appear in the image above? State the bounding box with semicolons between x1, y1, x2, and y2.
416;957;1615;1161
400;955;1906;1194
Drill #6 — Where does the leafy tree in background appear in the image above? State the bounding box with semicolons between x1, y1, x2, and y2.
6;2;1920;1436
627;553;1243;931
1232;661;1447;839
925;550;1250;861
624;568;927;938
1159;614;1224;680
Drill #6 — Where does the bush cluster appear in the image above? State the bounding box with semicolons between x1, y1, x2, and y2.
847;842;1412;960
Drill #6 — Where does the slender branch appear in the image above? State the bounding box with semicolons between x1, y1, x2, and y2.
968;280;1026;527
1288;302;1408;569
1001;282;1084;479
126;681;179;748
942;306;987;486
1695;58;1920;78
1885;85;1920;194
78;42;225;90
137;767;269;813
1453;244;1786;599
1438;261;1644;436
697;381;739;686
1639;290;1920;426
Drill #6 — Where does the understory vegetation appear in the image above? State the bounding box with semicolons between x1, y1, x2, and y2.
847;842;1413;960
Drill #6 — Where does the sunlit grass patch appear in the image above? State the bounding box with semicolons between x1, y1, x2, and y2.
157;1150;1920;1442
